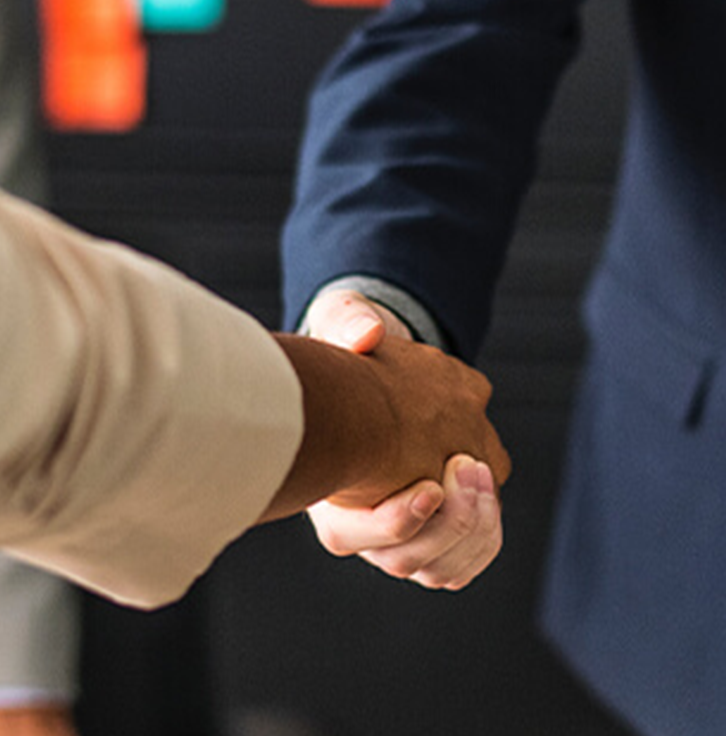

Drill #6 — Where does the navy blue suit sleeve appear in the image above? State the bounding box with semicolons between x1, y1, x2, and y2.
282;0;583;360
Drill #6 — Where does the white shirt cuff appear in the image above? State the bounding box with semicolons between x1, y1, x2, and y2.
298;276;448;350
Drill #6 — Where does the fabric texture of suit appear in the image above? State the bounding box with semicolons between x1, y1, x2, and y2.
0;190;304;609
281;1;726;734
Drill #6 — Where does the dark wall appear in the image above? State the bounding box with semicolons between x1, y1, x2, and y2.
56;1;637;735
50;0;371;330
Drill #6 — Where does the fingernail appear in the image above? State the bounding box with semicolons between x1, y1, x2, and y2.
411;487;440;519
342;315;381;346
456;460;495;496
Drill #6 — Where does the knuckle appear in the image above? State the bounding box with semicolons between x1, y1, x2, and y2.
489;526;504;557
444;549;502;592
306;296;332;331
308;290;358;332
479;504;503;538
315;526;353;557
445;577;473;592
416;572;449;590
474;531;504;571
384;554;423;579
379;507;418;545
484;524;504;557
476;374;493;402
447;496;479;538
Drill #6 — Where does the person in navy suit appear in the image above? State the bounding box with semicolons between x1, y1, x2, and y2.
282;1;725;735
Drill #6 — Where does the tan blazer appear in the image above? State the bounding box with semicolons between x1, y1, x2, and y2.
0;191;304;609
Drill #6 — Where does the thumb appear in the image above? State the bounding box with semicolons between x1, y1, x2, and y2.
307;290;390;353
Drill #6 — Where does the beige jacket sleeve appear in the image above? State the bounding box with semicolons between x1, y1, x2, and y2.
0;191;304;609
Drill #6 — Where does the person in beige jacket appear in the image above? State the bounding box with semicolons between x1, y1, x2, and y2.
0;186;510;606
0;184;510;736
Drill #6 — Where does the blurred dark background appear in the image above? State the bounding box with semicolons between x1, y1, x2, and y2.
44;1;633;734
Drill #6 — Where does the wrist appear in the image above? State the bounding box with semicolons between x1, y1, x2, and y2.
300;277;449;350
260;334;394;521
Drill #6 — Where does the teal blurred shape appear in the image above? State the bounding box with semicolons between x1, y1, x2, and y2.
140;0;226;32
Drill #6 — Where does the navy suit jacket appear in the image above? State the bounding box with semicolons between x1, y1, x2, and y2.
282;2;726;734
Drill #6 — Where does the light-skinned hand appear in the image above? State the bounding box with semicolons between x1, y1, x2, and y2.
307;289;412;352
305;289;509;590
310;453;503;590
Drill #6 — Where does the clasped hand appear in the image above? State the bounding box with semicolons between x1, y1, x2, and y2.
305;289;510;591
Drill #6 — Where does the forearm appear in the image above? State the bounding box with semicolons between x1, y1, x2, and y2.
283;0;581;359
258;334;399;522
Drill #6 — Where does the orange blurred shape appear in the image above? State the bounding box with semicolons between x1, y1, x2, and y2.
305;0;388;6
40;0;141;46
38;0;148;132
42;46;148;132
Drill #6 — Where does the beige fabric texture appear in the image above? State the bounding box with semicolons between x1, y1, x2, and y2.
0;191;303;609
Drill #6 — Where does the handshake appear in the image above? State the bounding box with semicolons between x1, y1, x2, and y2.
265;290;511;591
